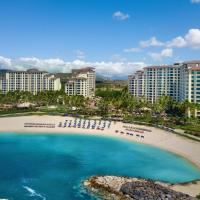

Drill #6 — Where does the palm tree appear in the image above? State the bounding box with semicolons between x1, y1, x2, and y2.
98;98;109;116
153;95;172;117
178;99;199;118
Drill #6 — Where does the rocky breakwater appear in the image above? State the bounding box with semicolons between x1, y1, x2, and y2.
83;176;198;200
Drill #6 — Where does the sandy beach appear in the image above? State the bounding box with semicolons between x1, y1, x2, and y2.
0;115;200;196
0;115;199;167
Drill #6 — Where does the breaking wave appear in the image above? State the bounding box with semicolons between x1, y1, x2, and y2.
23;186;46;200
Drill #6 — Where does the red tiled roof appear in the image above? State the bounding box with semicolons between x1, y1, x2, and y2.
72;67;95;74
189;67;200;71
183;60;200;64
144;65;177;69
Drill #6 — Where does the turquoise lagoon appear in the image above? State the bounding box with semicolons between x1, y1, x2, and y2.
0;133;200;200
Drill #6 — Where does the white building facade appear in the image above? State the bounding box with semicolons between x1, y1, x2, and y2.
0;69;61;94
143;64;181;103
128;61;200;117
179;61;200;117
128;64;181;103
128;70;145;98
65;67;95;98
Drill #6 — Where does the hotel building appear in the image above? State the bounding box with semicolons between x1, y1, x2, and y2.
128;64;181;103
0;69;61;94
144;63;181;103
128;61;200;117
128;70;145;98
65;67;95;98
179;61;200;117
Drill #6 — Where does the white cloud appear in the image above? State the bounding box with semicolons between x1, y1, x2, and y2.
0;56;12;67
15;57;66;72
75;50;85;60
112;54;127;62
0;56;146;78
149;48;173;61
139;37;165;48
167;29;200;49
185;29;200;49
161;48;173;57
124;37;164;54
167;36;187;48
191;0;200;3
123;48;141;53
125;28;200;54
113;11;130;20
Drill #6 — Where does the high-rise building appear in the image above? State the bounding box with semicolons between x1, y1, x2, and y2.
179;61;200;117
129;64;181;103
128;61;200;117
0;69;61;94
143;64;181;103
128;70;144;98
65;67;95;98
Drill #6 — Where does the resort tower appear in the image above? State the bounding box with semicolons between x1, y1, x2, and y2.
128;61;200;117
0;69;61;94
65;67;96;98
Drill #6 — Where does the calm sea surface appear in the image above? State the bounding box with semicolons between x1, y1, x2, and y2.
0;133;200;200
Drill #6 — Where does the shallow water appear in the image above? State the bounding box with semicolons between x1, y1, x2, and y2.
0;133;199;200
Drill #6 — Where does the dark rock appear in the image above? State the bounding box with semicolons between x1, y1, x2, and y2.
120;181;196;200
84;176;197;200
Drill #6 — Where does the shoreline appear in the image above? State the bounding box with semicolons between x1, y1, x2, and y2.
84;176;200;198
0;115;200;197
0;115;200;169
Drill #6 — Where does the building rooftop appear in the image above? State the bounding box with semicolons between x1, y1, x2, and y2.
27;68;47;73
144;65;177;69
190;67;200;71
183;60;200;64
72;67;95;75
183;61;200;70
0;68;47;74
128;75;135;79
135;70;144;74
66;77;87;82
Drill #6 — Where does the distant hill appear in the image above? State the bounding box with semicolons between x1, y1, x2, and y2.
55;73;72;82
96;78;127;90
55;73;127;90
96;75;111;83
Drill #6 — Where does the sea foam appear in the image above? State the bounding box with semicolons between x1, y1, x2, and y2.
23;186;46;200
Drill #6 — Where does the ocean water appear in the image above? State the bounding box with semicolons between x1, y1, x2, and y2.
0;133;200;200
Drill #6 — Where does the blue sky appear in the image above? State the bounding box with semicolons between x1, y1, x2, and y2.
0;0;200;78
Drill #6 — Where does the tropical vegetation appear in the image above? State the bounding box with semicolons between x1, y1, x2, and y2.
0;87;200;137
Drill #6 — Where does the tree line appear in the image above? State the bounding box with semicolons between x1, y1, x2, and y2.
0;90;87;108
0;88;200;120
